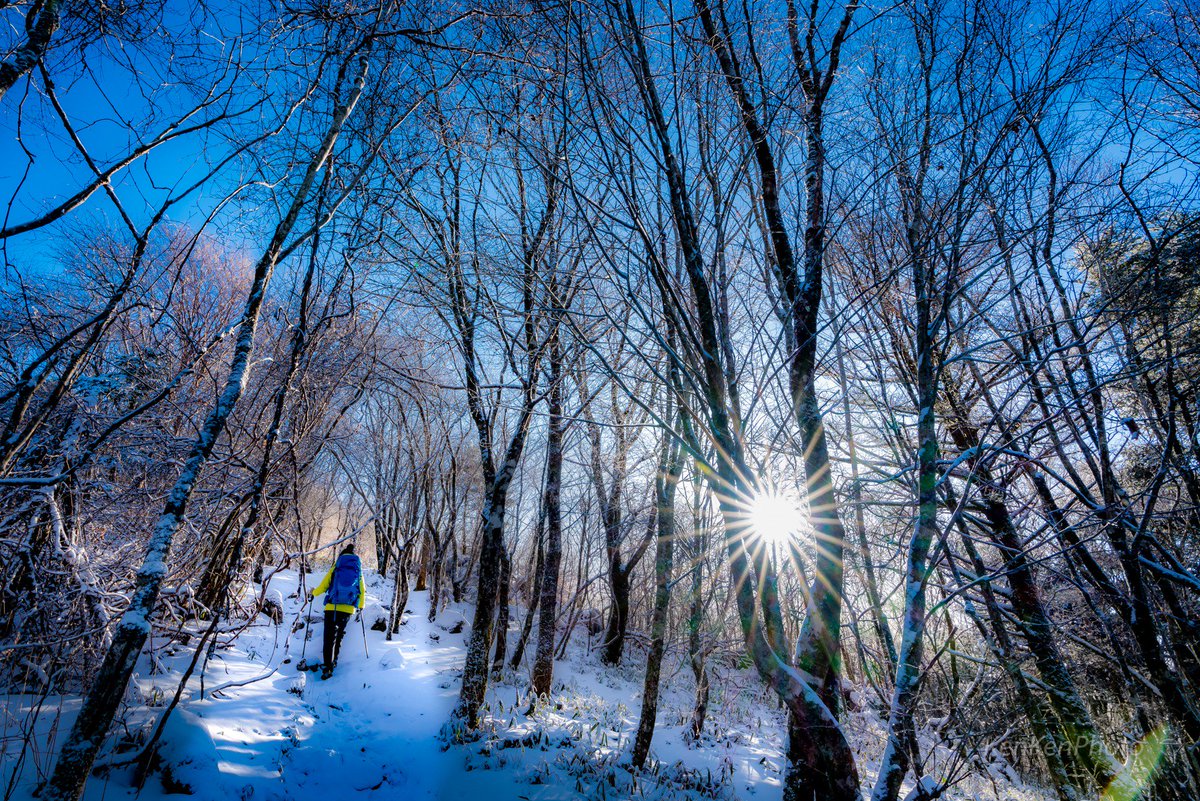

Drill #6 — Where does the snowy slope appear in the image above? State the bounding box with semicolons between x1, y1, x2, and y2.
1;569;1044;801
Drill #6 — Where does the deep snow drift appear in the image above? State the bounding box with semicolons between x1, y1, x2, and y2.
1;569;1044;800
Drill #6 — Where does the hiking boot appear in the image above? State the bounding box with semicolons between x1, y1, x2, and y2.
320;666;332;680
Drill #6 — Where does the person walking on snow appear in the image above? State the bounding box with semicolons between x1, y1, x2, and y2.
310;545;365;679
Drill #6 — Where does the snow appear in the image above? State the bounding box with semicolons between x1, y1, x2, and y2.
2;569;1049;801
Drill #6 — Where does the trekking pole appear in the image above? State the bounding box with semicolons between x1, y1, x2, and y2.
299;594;313;664
359;609;369;659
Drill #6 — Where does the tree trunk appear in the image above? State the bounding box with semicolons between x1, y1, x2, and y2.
632;430;684;768
388;549;409;639
602;564;630;666
782;404;858;801
376;521;391;578
455;499;505;726
450;527;468;605
491;547;511;675
509;517;544;670
0;0;61;101
415;531;430;592
872;259;939;801
430;517;455;621
715;469;859;801
686;477;710;742
686;554;710;740
455;434;535;727
532;335;565;698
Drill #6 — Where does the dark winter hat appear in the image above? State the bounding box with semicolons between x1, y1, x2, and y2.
341;544;355;556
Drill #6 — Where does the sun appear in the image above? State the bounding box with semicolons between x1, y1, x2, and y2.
748;488;800;546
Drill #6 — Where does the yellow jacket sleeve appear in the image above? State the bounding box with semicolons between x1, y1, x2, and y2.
357;575;366;609
311;567;333;598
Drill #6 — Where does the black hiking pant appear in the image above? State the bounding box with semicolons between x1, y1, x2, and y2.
322;610;351;668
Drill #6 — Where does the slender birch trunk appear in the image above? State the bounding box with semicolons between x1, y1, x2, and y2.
532;333;565;698
632;426;684;767
872;256;939;801
686;475;711;741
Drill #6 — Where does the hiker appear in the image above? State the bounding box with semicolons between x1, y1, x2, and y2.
309;545;365;679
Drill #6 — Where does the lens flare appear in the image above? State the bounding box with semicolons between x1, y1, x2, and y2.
748;488;800;546
1101;723;1169;801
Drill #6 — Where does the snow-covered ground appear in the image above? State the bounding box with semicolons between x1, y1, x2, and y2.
1;569;1044;800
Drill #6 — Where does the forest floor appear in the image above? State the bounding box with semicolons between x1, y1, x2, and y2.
1;569;1044;801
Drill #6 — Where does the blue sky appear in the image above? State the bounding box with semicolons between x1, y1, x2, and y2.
0;1;312;279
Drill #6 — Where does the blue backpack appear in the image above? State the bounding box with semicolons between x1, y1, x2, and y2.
326;553;361;607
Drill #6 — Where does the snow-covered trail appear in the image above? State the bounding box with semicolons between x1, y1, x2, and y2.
188;574;466;800
154;570;587;801
287;597;462;797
